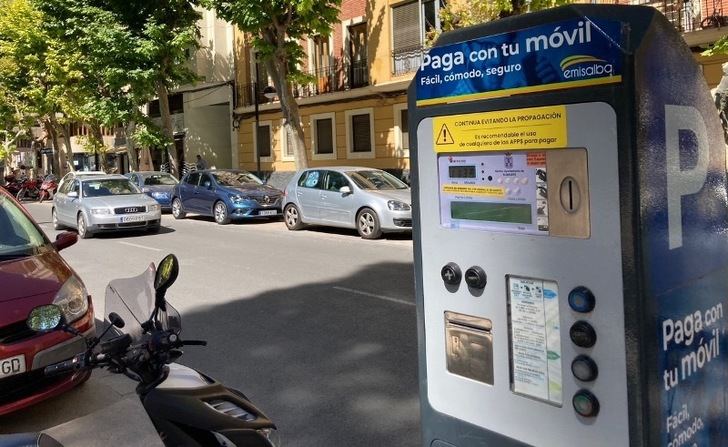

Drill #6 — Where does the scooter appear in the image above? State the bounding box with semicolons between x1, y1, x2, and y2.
13;254;277;447
15;177;41;201
38;174;57;203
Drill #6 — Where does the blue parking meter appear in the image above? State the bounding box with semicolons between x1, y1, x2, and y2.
409;5;728;446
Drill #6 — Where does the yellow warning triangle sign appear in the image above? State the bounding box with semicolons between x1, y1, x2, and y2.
436;123;455;145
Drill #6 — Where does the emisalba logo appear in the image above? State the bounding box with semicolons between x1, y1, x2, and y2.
560;55;614;80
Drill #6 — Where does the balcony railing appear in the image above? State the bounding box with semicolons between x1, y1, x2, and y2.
593;0;728;32
392;45;425;76
236;58;369;108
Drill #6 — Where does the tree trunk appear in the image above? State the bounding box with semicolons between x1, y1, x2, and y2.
156;81;178;178
49;115;73;173
125;121;139;172
266;58;308;170
91;124;108;172
44;119;64;175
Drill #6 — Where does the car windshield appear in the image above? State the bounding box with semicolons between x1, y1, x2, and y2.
348;170;409;190
143;173;178;186
82;179;140;197
0;195;47;260
211;171;262;187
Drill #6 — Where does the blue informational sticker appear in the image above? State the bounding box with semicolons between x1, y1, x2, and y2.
415;18;624;106
635;18;728;446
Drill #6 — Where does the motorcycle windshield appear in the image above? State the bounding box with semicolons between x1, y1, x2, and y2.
104;264;181;341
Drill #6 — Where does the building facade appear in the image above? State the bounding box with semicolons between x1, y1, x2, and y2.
230;0;726;188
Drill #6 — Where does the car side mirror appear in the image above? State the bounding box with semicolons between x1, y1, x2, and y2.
67;191;78;198
339;186;352;195
53;231;77;251
203;181;211;189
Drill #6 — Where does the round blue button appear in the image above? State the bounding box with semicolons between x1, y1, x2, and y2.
568;286;595;313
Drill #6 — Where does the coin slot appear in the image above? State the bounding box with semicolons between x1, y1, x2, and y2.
560;176;580;213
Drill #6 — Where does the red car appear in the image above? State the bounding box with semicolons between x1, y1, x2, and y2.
0;187;95;415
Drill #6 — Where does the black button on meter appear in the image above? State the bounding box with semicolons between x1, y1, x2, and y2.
573;390;600;418
568;286;596;313
570;321;597;348
464;266;487;289
571;355;599;382
441;263;462;286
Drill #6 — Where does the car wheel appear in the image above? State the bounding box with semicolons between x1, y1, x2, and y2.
172;198;186;219
284;204;304;230
77;213;93;239
357;208;382;239
214;201;230;225
52;208;62;230
16;188;25;201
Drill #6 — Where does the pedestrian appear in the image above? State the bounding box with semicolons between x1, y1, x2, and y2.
715;62;728;143
195;154;207;171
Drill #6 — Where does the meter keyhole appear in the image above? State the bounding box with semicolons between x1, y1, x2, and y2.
560;177;581;213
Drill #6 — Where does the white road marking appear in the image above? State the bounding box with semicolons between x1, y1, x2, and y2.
118;241;162;252
333;286;415;307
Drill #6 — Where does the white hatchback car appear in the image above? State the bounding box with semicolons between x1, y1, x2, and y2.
283;167;412;239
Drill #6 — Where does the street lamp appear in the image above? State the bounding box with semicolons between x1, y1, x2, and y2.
254;61;277;180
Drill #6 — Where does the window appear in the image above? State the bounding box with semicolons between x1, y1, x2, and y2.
298;170;324;189
253;121;273;162
186;172;201;186
199;174;213;188
324;171;350;192
345;108;374;158
311;113;336;160
391;0;443;75
311;35;334;93
393;103;409;157
280;119;295;162
348;22;368;88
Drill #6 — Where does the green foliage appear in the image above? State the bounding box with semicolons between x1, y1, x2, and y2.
209;0;341;78
132;122;170;149
702;36;728;57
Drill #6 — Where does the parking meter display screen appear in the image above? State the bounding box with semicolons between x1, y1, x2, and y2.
438;152;548;235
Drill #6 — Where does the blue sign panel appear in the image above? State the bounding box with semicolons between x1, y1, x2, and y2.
415;18;624;106
635;19;728;446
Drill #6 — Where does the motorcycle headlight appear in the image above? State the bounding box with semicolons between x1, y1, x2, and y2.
147;203;161;212
52;276;89;324
387;200;411;211
90;208;111;215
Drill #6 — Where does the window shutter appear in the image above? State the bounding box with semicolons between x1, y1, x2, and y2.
392;1;421;52
257;125;271;157
316;119;334;154
352;114;371;153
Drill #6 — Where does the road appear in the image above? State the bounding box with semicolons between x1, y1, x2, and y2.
3;202;420;447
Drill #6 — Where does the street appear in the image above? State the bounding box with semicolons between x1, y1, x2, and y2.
2;202;420;447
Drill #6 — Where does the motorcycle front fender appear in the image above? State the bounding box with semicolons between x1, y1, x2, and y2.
142;363;276;447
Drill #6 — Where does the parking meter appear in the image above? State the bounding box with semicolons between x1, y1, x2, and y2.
409;5;728;447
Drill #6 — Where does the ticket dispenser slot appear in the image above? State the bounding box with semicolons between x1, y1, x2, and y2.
445;312;494;385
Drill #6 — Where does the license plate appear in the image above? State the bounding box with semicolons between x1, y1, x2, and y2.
259;210;278;216
0;354;26;379
121;215;145;223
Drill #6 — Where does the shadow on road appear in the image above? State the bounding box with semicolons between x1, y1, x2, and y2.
179;260;420;447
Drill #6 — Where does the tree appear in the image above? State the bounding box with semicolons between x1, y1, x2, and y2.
209;0;342;170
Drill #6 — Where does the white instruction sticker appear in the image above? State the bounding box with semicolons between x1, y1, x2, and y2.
508;276;562;406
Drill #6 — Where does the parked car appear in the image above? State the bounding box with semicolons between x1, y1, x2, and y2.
283;167;412;239
52;175;162;238
56;170;106;192
0;187;95;415
125;171;179;211
171;169;283;225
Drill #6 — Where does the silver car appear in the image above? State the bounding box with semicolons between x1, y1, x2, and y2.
283;167;412;239
52;175;162;239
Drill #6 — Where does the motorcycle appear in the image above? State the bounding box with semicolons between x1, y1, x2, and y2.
38;174;58;203
1;174;23;197
15;177;41;201
16;254;277;447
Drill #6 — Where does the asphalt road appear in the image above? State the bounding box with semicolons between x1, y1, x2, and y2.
3;202;420;447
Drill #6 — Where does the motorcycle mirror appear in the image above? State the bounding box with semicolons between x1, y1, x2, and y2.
27;305;64;332
154;254;179;295
108;312;125;329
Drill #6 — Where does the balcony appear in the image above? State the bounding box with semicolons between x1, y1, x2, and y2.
392;45;426;76
235;58;369;108
593;0;727;32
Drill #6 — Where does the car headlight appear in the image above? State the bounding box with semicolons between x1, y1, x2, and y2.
387;200;411;211
151;191;167;198
147;203;161;212
230;194;252;203
52;276;89;324
90;208;111;215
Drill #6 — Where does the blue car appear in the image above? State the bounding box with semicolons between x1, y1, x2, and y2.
171;169;283;225
126;171;179;211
